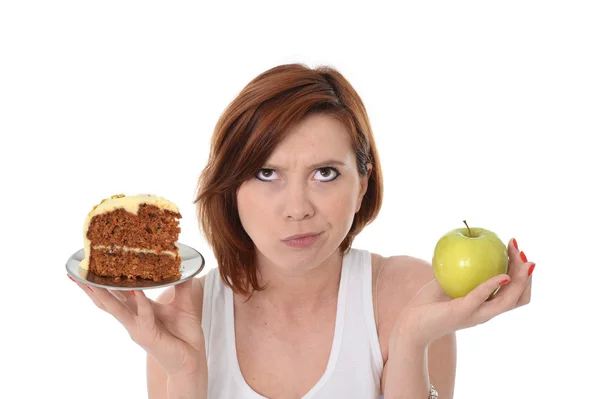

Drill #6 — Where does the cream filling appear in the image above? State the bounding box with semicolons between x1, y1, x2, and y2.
92;245;177;257
79;194;180;270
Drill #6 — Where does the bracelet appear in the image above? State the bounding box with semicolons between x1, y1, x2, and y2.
378;383;438;399
429;383;438;399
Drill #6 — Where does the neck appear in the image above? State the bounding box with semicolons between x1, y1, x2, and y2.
245;249;343;313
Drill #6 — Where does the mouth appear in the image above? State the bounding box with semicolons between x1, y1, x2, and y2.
281;232;323;248
282;232;322;241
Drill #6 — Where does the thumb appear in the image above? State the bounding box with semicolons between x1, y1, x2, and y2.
462;274;510;312
408;278;450;307
173;277;195;305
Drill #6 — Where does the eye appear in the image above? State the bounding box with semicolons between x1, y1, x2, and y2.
256;168;279;181
314;167;341;182
255;167;341;182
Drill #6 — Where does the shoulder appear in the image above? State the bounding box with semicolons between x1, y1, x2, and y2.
374;254;435;306
371;253;436;360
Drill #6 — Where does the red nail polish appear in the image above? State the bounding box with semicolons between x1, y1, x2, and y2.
528;263;536;276
68;275;75;283
512;238;519;250
87;285;94;292
131;290;136;296
500;279;510;285
519;251;528;262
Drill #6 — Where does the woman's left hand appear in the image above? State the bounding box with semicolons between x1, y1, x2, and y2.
392;238;534;348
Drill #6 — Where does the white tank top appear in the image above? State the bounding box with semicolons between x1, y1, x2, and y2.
201;247;385;399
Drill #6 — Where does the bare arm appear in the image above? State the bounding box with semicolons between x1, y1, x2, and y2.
149;354;207;399
382;336;429;398
428;333;457;396
146;286;174;399
377;256;457;398
147;351;169;399
147;277;207;399
383;332;456;398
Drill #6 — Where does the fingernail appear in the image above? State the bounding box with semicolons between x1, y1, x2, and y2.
67;275;76;283
500;279;510;286
131;290;136;296
519;251;528;262
512;238;519;250
528;263;536;276
87;285;94;292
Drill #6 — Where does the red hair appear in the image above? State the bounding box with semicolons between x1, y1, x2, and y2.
194;63;383;296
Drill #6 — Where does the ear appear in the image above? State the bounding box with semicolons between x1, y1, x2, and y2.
355;163;373;213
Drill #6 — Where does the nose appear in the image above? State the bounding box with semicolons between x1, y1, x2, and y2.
282;182;315;221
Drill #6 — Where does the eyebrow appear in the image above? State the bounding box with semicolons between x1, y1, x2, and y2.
262;159;348;170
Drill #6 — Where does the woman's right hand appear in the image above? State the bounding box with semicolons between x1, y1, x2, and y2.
68;275;207;377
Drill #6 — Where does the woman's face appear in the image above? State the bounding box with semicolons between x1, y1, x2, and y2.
236;113;371;274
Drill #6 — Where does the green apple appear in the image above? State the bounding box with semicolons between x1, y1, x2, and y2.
432;221;508;299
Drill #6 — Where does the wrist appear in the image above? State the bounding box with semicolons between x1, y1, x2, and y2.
389;333;428;360
390;316;430;352
384;330;430;399
161;349;207;378
167;358;207;380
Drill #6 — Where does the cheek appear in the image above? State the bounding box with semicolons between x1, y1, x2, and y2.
237;187;272;232
326;190;359;226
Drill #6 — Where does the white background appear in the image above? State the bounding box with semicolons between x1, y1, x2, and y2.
1;1;598;398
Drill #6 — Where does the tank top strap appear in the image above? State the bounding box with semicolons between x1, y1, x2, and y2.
344;248;384;376
201;267;222;360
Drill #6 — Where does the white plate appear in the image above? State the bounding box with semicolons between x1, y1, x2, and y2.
65;242;205;291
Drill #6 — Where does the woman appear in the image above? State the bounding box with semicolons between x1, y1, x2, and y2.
69;63;534;398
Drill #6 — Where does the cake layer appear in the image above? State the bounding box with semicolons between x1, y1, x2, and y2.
86;205;181;250
89;248;182;281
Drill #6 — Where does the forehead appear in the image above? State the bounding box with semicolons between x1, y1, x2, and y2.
268;114;353;161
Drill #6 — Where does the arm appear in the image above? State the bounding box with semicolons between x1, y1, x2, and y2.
377;256;456;398
146;285;173;399
383;332;456;398
382;337;429;399
149;351;207;399
147;277;207;399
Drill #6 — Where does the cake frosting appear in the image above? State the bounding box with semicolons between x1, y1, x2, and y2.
79;193;180;270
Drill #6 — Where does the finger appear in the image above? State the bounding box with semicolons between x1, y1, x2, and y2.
68;274;107;311
491;237;532;301
460;273;511;314
506;238;524;280
473;264;534;322
109;289;140;314
130;290;160;349
516;275;533;308
507;238;520;263
508;237;530;272
491;258;535;307
90;288;136;328
132;289;156;322
173;277;195;305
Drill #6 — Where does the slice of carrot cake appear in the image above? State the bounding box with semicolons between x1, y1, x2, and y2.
79;194;182;281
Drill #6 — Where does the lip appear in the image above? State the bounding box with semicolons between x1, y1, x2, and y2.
282;232;321;241
281;232;322;248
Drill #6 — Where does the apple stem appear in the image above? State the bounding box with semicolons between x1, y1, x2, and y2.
463;220;473;237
